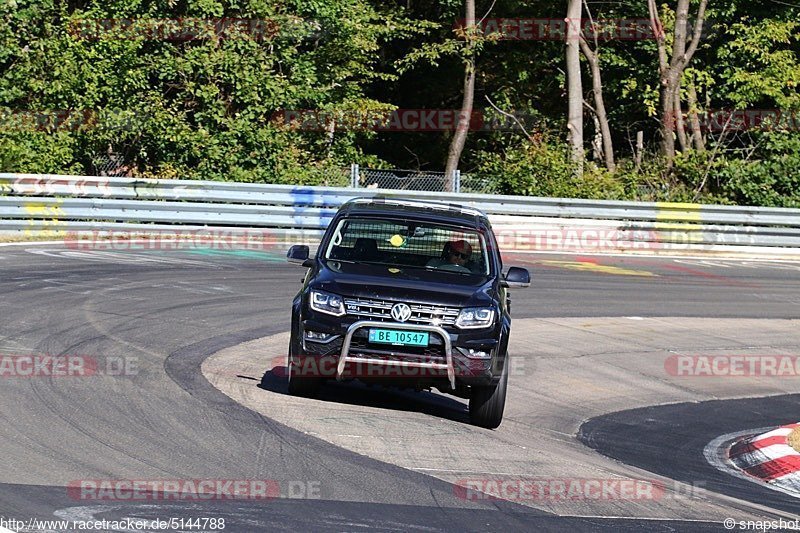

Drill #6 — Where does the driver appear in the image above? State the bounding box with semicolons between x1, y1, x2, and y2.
427;240;473;271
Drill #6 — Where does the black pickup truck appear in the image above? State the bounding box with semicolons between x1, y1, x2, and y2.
285;197;530;428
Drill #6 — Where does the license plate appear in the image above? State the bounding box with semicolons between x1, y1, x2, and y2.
368;329;429;347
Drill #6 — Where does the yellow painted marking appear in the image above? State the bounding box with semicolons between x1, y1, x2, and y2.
655;201;703;213
22;201;66;235
656;202;703;244
540;260;657;277
655;202;702;222
23;202;65;218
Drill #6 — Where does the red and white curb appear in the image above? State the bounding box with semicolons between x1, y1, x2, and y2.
728;423;800;493
705;424;800;498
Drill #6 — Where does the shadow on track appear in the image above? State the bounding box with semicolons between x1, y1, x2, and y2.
259;366;470;424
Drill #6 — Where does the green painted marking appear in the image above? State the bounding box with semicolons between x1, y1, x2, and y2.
185;248;285;262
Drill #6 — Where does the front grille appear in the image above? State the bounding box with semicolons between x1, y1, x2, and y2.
344;297;459;326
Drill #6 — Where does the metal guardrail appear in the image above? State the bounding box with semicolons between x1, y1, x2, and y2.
2;172;800;256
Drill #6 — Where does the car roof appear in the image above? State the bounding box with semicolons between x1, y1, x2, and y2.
338;197;490;228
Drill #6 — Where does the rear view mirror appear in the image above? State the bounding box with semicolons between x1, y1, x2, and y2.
503;266;530;288
287;245;312;267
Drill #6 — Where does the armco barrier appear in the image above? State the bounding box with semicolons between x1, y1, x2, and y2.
1;172;800;257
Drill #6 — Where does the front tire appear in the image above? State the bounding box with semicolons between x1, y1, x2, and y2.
468;354;509;429
287;337;322;397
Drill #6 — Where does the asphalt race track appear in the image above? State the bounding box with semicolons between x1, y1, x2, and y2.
580;395;800;515
1;243;800;532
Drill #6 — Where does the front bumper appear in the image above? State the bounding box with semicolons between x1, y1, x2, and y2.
299;311;502;388
338;320;456;389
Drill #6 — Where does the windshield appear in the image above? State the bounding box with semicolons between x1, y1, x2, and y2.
324;217;490;275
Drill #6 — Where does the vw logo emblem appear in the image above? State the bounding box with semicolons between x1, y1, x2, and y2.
391;303;412;322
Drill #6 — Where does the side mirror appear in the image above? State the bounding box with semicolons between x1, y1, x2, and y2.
503;266;530;288
287;245;313;267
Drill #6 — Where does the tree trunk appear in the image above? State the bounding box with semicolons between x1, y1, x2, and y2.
592;70;615;172
325;118;336;154
648;0;708;169
673;83;688;153
591;114;603;162
660;76;677;165
687;81;705;152
635;131;644;170
444;0;476;192
579;37;615;172
566;0;584;175
671;0;690;153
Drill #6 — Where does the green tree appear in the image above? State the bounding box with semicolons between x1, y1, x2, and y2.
0;0;422;181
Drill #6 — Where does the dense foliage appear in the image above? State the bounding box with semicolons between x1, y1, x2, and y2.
0;0;798;206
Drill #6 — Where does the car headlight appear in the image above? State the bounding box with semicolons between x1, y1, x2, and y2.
310;290;345;316
455;307;495;329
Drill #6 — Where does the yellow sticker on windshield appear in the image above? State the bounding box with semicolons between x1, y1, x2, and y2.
389;234;405;247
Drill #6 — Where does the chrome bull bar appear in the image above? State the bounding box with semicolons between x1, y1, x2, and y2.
336;320;456;390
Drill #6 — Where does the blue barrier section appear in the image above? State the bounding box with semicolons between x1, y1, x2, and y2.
290;187;346;231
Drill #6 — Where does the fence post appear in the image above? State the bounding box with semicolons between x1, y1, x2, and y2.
350;163;360;188
455;170;461;193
